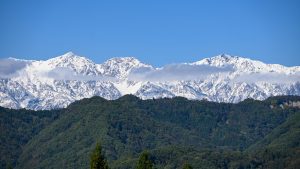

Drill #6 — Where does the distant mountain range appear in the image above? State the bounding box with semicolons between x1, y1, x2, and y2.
0;52;299;110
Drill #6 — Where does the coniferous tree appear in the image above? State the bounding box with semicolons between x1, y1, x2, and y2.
90;142;109;169
6;164;13;169
182;162;193;169
136;151;153;169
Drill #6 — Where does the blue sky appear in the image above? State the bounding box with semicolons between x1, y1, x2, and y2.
0;0;299;66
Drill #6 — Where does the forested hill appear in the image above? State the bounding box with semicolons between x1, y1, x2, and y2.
1;95;300;169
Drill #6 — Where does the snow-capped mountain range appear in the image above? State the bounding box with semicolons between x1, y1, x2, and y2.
1;52;300;110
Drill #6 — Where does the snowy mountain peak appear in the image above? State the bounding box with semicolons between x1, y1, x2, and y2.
47;52;93;65
104;57;144;66
209;54;261;69
63;51;75;56
195;54;247;65
219;53;235;59
0;53;299;110
100;57;152;79
194;54;300;73
44;52;98;75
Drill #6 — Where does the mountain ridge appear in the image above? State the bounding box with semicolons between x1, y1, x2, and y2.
0;52;299;110
1;95;299;169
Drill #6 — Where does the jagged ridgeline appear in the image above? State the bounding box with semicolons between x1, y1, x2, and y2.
1;52;300;110
1;95;300;169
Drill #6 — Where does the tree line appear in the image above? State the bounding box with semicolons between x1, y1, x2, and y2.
90;143;193;169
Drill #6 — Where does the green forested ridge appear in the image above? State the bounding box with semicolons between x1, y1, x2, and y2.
0;95;299;169
0;107;61;169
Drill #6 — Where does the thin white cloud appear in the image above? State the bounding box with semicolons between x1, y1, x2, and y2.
128;64;234;82
0;58;29;78
2;57;298;84
233;72;300;84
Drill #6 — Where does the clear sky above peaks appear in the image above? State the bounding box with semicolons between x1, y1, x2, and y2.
0;0;299;67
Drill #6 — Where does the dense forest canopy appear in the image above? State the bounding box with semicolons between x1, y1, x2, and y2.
1;95;300;169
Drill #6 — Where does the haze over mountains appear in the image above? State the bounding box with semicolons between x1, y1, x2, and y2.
0;52;300;110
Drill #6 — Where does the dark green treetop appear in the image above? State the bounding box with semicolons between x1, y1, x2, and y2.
136;151;153;169
182;162;193;169
90;142;109;169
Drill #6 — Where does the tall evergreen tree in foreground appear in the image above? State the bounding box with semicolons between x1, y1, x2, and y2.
136;151;153;169
90;142;109;169
182;162;193;169
6;163;13;169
